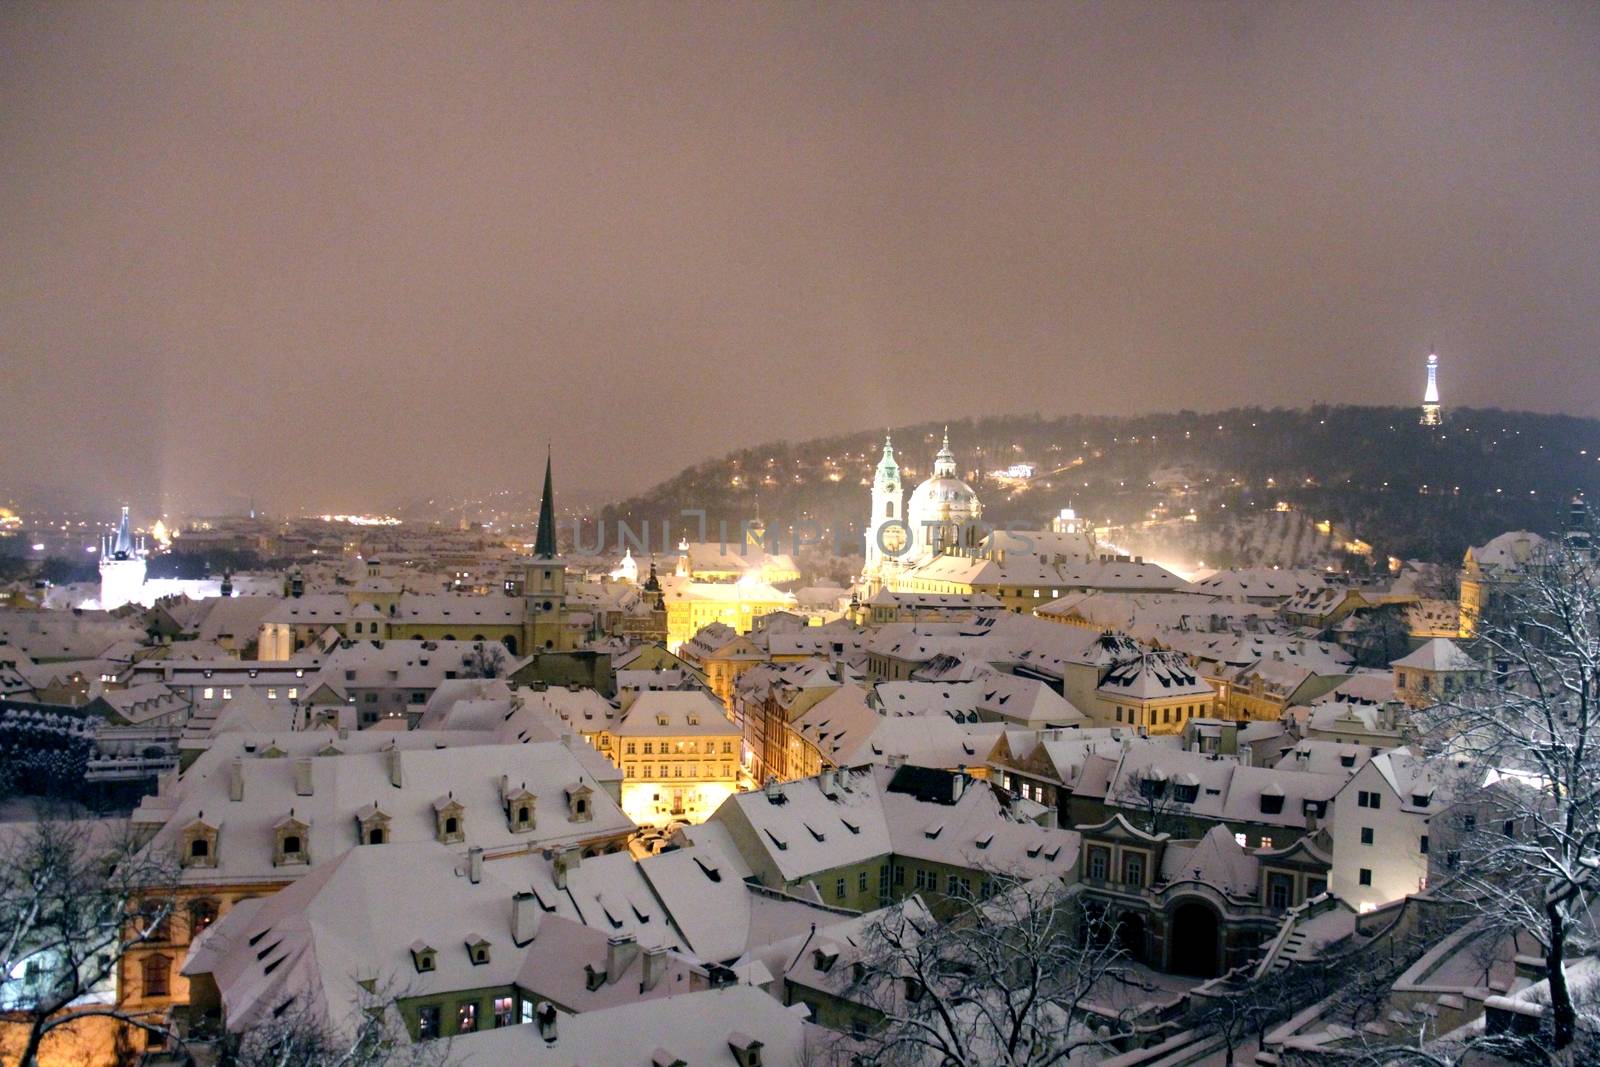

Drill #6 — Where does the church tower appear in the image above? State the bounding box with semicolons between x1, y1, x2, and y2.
1419;352;1442;426
865;434;904;590
98;505;147;610
523;450;568;653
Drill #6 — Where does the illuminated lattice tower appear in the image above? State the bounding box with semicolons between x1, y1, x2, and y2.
1419;352;1442;427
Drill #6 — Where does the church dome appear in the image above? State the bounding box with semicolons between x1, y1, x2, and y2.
905;430;981;556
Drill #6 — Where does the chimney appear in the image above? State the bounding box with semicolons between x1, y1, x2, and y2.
818;767;836;798
468;846;483;884
337;727;350;740
294;758;314;797
512;891;540;945
387;744;404;788
553;847;579;889
764;777;781;802
606;933;639;985
535;1000;557;1042
640;942;668;991
228;757;244;802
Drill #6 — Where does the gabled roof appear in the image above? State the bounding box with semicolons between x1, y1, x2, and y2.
1391;638;1480;673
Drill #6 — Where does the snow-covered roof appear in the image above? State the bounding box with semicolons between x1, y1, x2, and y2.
140;737;633;886
1390;638;1481;673
613;690;736;737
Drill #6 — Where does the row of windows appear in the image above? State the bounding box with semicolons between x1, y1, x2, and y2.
1114;703;1209;725
623;740;735;755
625;764;734;779
201;686;300;701
416;995;519;1039
828;864;988;902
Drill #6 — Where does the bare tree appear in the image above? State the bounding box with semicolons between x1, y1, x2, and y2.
1411;541;1600;1053
464;642;508;679
0;811;182;1067
834;876;1134;1067
1109;771;1196;840
218;975;454;1067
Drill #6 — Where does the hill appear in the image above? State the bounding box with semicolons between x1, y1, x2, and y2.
599;407;1600;570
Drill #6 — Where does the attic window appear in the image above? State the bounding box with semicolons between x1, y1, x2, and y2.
763;829;788;851
804;823;826;843
840;819;860;835
466;938;490;965
410;943;437;973
975;832;994;850
1259;793;1286;816
693;857;722;882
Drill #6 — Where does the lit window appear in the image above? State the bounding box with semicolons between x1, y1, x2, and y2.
203;687;214;700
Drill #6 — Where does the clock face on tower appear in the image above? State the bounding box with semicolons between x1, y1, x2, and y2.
879;522;908;556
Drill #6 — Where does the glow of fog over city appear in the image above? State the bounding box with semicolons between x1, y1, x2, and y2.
3;2;1599;517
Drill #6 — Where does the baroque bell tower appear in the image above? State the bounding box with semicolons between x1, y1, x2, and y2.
865;434;905;591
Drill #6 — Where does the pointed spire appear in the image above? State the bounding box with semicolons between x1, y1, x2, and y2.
534;448;557;559
933;427;957;477
114;505;134;556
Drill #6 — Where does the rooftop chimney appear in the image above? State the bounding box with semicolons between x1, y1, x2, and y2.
228;757;244;802
387;744;404;788
553;846;579;889
468;846;483;884
818;767;837;798
294;758;314;797
606;932;639;985
512;891;540;946
535;1000;557;1042
641;942;668;991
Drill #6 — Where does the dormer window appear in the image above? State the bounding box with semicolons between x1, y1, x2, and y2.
565;782;593;823
357;805;390;846
410;941;437;973
434;794;465;843
181;820;219;869
505;787;536;833
1259;791;1285;816
465;935;490;966
1138;776;1167;800
274;815;310;866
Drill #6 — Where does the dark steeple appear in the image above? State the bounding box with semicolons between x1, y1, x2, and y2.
534;448;557;559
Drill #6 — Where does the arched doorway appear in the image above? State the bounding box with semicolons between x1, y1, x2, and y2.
1168;899;1222;978
502;635;519;656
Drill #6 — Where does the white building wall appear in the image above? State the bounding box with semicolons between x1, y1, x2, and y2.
1329;762;1430;911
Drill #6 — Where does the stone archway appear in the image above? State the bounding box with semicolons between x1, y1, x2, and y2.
1167;898;1222;978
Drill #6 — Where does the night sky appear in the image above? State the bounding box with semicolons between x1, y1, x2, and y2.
3;2;1598;511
